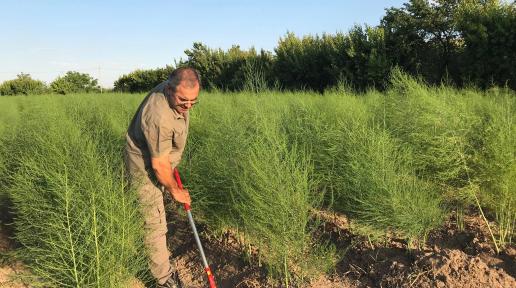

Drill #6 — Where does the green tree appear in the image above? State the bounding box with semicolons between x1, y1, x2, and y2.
274;32;330;92
381;0;462;84
274;28;391;92
456;0;516;89
50;71;100;94
113;66;175;93
0;73;47;96
179;42;274;91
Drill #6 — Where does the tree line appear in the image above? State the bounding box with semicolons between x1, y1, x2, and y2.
0;72;100;96
114;0;515;93
2;0;515;95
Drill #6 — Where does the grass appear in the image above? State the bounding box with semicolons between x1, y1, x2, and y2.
0;71;514;286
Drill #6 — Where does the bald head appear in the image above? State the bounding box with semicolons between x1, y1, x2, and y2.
168;67;201;92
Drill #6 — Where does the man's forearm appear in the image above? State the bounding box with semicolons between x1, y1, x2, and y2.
151;157;178;192
151;156;191;204
157;167;178;193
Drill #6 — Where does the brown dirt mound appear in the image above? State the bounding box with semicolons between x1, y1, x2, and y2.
406;248;515;288
327;212;516;288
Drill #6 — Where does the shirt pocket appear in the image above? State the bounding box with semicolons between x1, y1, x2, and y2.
172;128;187;150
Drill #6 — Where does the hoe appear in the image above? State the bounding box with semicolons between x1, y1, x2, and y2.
173;168;217;288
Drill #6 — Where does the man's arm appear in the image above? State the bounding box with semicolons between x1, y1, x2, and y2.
151;154;191;205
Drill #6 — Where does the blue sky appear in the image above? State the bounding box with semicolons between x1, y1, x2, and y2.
0;0;406;87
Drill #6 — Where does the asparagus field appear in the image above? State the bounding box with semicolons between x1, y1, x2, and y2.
0;72;514;287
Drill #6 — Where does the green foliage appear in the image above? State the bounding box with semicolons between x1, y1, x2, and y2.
50;71;100;94
113;66;175;92
456;0;516;89
242;57;270;93
0;73;47;96
380;70;515;248
179;42;274;91
0;97;20;228
279;90;444;243
466;89;516;248
381;0;516;89
382;68;472;187
381;0;463;84
0;79;514;286
233;135;323;283
266;27;391;92
183;94;336;284
0;97;20;137
334;127;444;242
1;95;147;287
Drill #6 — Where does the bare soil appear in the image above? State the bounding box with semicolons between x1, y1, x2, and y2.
1;205;514;288
0;223;28;288
163;202;271;288
164;206;515;288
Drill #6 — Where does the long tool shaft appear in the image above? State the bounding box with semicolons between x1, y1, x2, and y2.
173;168;217;288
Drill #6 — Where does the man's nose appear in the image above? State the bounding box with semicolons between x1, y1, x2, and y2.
185;102;192;109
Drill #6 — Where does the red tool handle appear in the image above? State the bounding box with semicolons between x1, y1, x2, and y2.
206;267;216;287
173;168;217;288
173;168;191;211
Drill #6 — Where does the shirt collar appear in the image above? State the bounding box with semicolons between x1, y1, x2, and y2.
171;106;186;119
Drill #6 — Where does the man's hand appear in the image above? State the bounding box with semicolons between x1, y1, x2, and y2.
170;188;191;205
151;155;192;205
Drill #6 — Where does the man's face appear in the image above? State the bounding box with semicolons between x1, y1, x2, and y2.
169;81;200;114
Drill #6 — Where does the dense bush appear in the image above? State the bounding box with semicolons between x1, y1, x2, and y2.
465;88;516;248
0;97;20;228
178;42;274;91
113;66;175;92
274;27;390;92
380;69;471;187
456;0;516;89
278;90;444;243
379;70;515;250
183;95;336;284
0;73;47;95
50;71;100;94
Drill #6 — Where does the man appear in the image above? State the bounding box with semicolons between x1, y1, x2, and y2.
124;67;201;288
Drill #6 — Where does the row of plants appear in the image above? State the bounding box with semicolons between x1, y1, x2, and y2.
0;95;148;287
0;71;513;287
180;70;514;283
